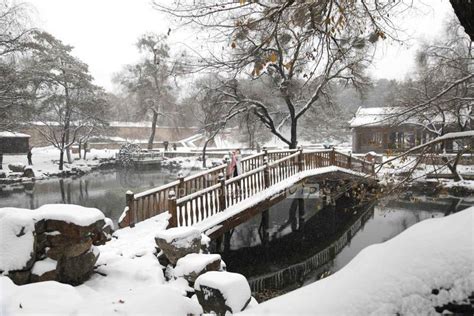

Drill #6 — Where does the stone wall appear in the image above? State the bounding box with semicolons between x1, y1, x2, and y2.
20;124;200;147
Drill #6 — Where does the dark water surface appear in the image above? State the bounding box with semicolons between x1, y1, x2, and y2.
218;195;473;300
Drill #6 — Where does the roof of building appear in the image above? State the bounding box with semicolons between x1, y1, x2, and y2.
0;131;31;138
348;106;461;128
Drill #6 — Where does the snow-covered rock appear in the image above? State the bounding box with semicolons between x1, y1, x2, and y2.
30;258;58;282
201;233;211;253
23;166;35;178
173;253;221;283
195;271;252;314
155;227;202;265
8;163;25;173
0;205;107;285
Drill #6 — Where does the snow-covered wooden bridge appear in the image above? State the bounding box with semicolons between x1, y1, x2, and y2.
119;148;376;237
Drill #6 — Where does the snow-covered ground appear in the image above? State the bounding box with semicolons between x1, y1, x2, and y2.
0;211;202;315
1;205;472;315
1;146;118;179
1;146;228;182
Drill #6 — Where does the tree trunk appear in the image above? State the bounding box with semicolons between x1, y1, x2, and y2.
83;143;87;160
442;152;463;182
64;123;72;164
59;150;64;171
202;138;212;168
78;141;82;159
148;110;159;150
289;120;298;149
59;179;65;203
66;147;72;164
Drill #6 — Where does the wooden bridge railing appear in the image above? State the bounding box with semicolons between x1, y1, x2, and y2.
120;148;375;228
120;149;296;227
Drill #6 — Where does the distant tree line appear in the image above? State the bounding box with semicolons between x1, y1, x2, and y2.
0;1;107;170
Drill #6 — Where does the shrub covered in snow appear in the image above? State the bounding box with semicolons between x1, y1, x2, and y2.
117;142;140;168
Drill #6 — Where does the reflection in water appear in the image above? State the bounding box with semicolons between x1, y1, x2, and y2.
219;195;473;300
0;167;185;223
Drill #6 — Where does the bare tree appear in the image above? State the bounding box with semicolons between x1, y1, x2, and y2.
186;74;245;167
392;18;473;180
155;0;408;148
115;33;183;150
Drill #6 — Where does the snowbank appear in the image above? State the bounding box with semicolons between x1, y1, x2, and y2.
0;277;202;315
243;207;474;315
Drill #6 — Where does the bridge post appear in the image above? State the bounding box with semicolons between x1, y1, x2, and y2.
223;156;230;179
177;172;185;198
218;173;226;212
348;152;352;169
126;191;135;228
206;174;213;188
263;157;270;188
168;190;177;228
262;147;268;164
330;147;336;166
298;146;304;171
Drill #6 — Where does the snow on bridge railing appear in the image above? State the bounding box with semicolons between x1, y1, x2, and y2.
119;147;375;228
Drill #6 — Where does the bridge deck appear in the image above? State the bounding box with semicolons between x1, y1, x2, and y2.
118;148;376;233
194;166;369;238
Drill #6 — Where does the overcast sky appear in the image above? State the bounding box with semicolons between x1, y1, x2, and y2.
28;0;455;92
